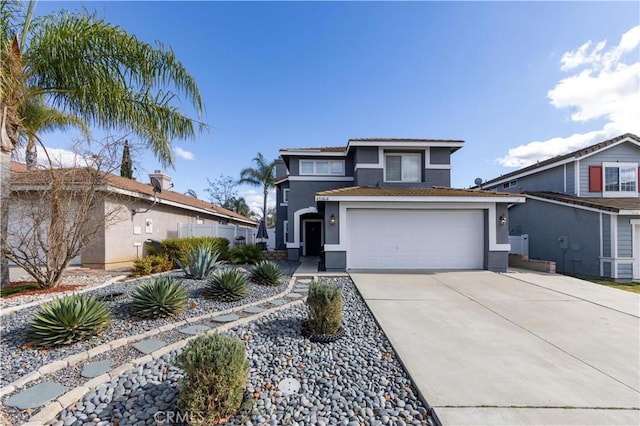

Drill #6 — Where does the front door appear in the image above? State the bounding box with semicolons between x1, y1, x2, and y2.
304;221;322;256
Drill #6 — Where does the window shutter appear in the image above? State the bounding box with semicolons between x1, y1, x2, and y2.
589;166;602;192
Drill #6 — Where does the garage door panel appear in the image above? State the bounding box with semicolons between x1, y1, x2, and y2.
347;209;484;269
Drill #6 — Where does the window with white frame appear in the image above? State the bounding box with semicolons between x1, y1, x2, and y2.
299;159;345;175
385;153;421;182
283;220;289;243
603;162;638;196
281;188;289;205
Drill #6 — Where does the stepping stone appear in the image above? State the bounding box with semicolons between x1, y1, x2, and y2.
278;378;301;396
297;279;312;284
132;339;166;354
270;299;287;306
212;314;240;323
286;293;302;299
243;306;265;314
5;382;68;409
81;360;111;378
178;325;210;335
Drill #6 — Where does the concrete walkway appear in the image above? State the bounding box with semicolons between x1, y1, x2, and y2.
350;271;640;425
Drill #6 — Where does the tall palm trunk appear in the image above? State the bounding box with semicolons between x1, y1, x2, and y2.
0;149;10;288
1;104;19;288
263;186;268;220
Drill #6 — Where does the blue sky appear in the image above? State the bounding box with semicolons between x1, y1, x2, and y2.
28;1;640;214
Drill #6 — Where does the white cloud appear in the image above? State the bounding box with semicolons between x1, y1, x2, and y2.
498;25;640;168
173;147;194;160
240;188;276;218
13;145;86;168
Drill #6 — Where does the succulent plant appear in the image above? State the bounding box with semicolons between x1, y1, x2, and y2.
130;276;188;319
205;268;250;302
176;244;225;279
229;244;263;265
250;260;283;286
26;294;111;347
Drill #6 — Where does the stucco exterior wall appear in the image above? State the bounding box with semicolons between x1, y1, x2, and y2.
508;199;601;277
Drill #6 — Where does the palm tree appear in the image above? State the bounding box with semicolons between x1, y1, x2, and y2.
224;196;252;218
239;153;276;220
184;189;198;198
1;1;206;287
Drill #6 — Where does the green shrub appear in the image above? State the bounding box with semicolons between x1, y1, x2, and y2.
229;244;263;265
250;261;283;286
130;277;188;319
27;294;111;347
205;268;250;302
175;244;225;280
174;333;249;425
306;281;343;336
161;237;230;266
132;255;173;277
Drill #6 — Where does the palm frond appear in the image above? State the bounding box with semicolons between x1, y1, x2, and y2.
23;9;207;166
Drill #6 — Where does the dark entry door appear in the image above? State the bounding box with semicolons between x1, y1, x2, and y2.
304;221;322;256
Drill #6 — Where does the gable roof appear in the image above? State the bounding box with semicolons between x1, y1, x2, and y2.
526;191;640;214
316;185;521;199
481;133;640;188
348;137;464;143
10;162;258;226
280;146;346;153
280;138;466;157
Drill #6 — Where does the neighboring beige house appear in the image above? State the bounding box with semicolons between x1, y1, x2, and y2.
9;162;258;270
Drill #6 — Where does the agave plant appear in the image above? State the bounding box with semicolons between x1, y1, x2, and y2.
176;244;226;279
250;261;283;286
130;277;188;319
205;269;250;302
27;294;111;347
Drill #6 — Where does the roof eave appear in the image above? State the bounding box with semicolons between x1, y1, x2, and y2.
315;194;525;203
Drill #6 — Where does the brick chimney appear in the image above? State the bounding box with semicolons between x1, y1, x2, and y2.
148;170;173;191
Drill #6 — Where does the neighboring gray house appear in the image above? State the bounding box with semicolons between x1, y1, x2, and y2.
275;138;524;272
480;133;640;281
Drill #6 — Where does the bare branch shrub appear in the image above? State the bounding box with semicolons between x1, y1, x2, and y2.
2;137;134;288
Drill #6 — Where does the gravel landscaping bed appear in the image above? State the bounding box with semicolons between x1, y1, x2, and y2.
0;262;299;388
48;278;434;426
0;271;125;310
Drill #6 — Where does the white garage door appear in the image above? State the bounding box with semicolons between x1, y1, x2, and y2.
347;209;484;269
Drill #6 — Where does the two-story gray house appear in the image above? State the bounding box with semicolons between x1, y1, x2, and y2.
275;138;524;272
480;133;640;281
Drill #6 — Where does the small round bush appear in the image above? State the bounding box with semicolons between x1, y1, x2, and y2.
250;260;283;286
27;294;111;347
174;333;249;425
205;268;250;302
130;276;188;319
306;281;343;336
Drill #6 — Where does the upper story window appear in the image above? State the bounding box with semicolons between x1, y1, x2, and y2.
502;180;517;189
605;163;637;194
299;160;345;176
281;188;289;205
590;162;638;197
385;153;420;182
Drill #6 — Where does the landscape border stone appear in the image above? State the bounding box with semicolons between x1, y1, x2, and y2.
21;297;304;426
0;275;297;396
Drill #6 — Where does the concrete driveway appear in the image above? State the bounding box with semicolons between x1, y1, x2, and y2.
350;270;640;425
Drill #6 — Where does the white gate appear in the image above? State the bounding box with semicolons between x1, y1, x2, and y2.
178;223;256;246
508;234;529;256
